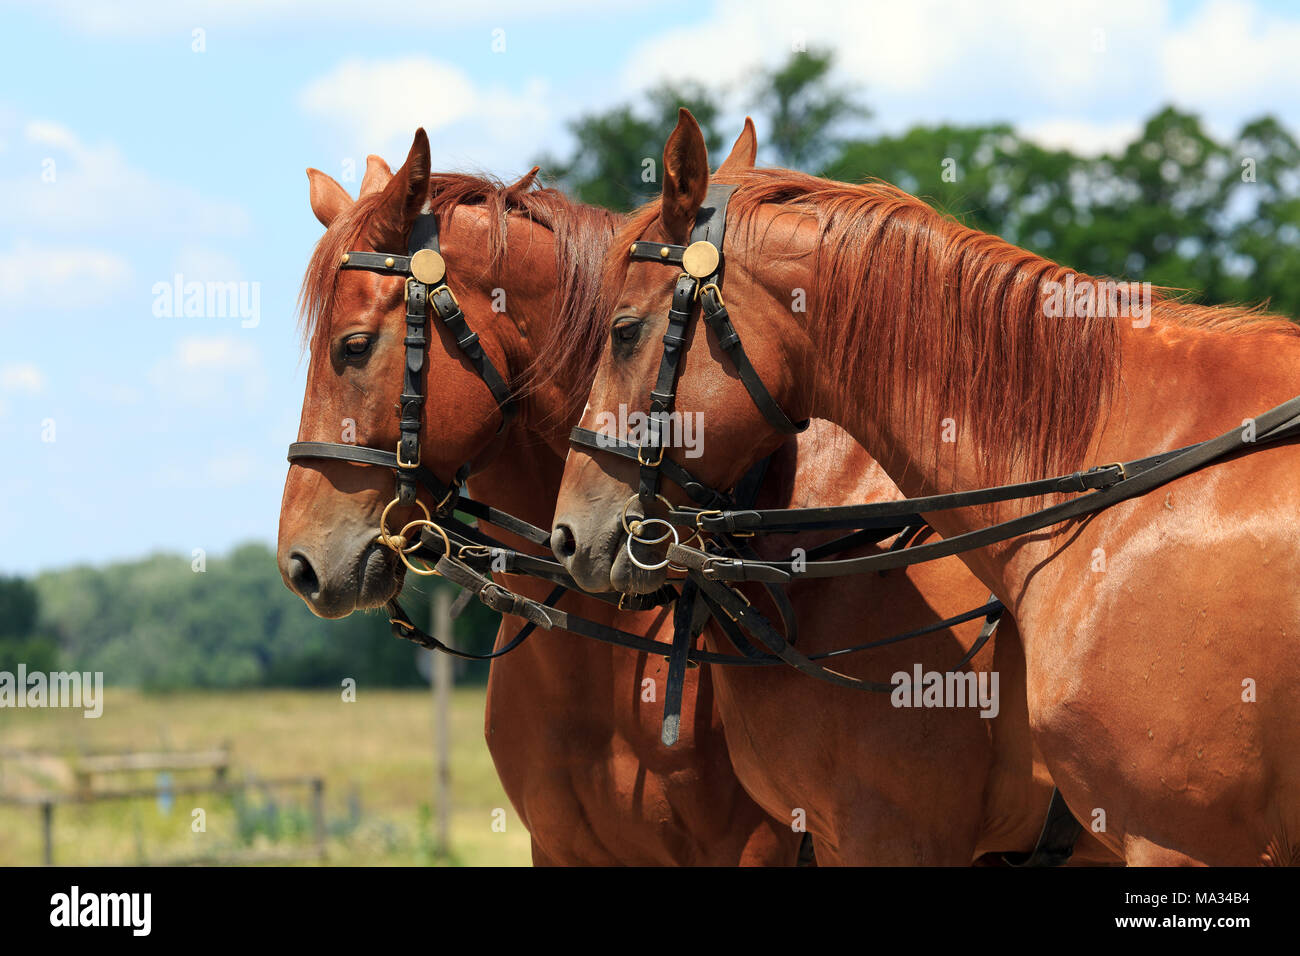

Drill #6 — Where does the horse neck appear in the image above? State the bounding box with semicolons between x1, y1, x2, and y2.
785;237;1300;591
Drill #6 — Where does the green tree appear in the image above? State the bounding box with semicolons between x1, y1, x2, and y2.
1223;116;1300;315
751;47;870;171
31;543;501;690
0;575;59;672
536;82;726;211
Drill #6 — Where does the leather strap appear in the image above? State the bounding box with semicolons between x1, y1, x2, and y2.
661;576;700;746
1003;788;1085;867
667;397;1300;583
293;212;516;510
699;284;807;435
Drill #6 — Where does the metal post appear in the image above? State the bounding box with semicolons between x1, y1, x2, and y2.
42;801;53;866
311;778;326;860
433;588;452;855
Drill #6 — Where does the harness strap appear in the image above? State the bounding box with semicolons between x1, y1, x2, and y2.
699;284;807;435
293;212;517;510
638;274;698;504
690;575;1002;692
1003;788;1085;868
669;398;1300;582
661;576;700;746
569;427;733;509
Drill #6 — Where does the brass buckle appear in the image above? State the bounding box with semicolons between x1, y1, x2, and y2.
396;438;420;470
1103;461;1127;481
429;283;460;310
434;480;460;513
700;282;724;308
719;585;752;622
695;509;722;530
637;443;665;467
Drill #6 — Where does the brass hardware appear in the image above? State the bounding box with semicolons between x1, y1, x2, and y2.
396;518;452;577
659;246;670;258
410;248;446;285
1102;461;1127;481
682;240;720;278
637;443;665;467
700;282;725;308
379;497;430;554
384;256;395;268
662;654;700;670
341;254;350;265
396;438;420;469
695;509;722;529
620;493;674;536
430;283;460;308
435;481;460;513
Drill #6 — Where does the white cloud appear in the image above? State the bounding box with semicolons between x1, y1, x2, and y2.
23;0;610;35
622;0;1166;116
299;57;551;173
300;58;479;147
1161;0;1300;109
0;120;249;239
1019;118;1143;157
0;363;46;394
0;240;131;311
149;335;267;408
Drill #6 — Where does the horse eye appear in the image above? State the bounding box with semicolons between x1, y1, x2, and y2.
342;334;372;357
611;319;641;346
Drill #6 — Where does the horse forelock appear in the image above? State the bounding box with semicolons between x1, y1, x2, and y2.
298;172;622;423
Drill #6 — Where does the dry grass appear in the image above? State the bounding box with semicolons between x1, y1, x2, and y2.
0;688;531;866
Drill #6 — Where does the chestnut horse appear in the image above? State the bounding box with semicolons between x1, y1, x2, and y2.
280;128;1113;865
277;138;797;866
524;124;1118;864
553;108;1300;866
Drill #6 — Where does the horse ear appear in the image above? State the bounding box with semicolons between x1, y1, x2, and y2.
359;154;393;198
306;168;353;228
506;166;541;196
717;117;757;176
365;129;432;246
660;108;710;243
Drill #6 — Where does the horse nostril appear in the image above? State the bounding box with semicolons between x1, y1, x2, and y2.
551;524;577;560
287;550;320;598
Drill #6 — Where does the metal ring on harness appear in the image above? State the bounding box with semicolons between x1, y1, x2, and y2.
620;493;674;536
379;497;431;553
394;518;452;577
625;518;680;571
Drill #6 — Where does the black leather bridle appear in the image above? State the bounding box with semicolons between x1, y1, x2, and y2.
286;213;515;518
568;183;808;510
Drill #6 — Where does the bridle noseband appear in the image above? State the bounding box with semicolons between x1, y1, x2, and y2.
287;213;516;560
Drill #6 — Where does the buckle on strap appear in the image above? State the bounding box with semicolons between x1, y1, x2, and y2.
638;443;665;467
396;438;421;469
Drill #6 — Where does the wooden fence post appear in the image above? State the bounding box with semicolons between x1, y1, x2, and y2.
42;801;54;866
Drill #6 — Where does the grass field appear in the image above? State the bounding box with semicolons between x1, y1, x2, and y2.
0;687;531;866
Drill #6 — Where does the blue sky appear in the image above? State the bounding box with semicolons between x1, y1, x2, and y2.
2;0;1299;574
